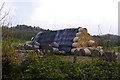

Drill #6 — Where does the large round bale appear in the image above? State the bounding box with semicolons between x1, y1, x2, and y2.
71;48;82;53
51;42;59;48
44;45;53;54
34;45;39;49
72;43;78;48
71;48;77;53
73;37;79;42
87;40;97;47
82;28;88;34
78;28;87;33
84;48;91;56
78;27;83;32
79;48;85;56
71;48;85;56
33;41;40;46
53;48;59;53
76;32;82;37
17;44;25;50
24;44;33;50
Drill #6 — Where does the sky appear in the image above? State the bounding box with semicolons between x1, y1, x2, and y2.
0;0;119;35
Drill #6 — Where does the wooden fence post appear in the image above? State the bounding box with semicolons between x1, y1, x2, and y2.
73;49;78;63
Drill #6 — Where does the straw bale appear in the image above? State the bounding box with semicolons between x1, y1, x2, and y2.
53;48;59;53
71;48;77;53
76;32;82;37
33;41;40;46
78;27;83;32
34;45;39;49
73;37;79;42
78;28;87;33
50;42;59;48
71;48;85;56
76;30;94;48
87;40;97;47
71;48;82;53
44;45;53;54
84;48;91;56
72;43;78;47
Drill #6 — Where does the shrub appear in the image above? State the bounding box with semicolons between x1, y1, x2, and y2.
2;38;21;79
17;55;120;79
2;40;120;80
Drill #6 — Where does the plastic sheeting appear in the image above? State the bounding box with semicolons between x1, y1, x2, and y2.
54;28;78;54
31;28;78;54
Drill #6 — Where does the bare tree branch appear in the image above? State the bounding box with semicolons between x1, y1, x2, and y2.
0;9;10;22
0;2;12;27
0;2;5;12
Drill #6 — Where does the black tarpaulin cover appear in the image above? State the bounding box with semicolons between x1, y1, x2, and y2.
32;28;79;54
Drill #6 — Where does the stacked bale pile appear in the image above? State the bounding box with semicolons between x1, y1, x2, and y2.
72;27;96;48
31;27;97;56
71;27;97;56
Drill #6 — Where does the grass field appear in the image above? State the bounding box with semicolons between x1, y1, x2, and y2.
107;47;120;52
12;39;30;43
59;55;92;63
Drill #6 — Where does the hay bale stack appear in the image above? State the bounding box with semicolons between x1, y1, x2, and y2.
71;27;97;55
72;27;96;48
77;32;94;48
32;27;97;55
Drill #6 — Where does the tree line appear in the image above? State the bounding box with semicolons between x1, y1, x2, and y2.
92;35;120;48
2;24;46;40
2;24;120;47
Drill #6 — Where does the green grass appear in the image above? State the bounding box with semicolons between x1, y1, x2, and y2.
2;38;30;44
59;55;92;63
44;54;93;63
107;47;120;52
12;39;30;44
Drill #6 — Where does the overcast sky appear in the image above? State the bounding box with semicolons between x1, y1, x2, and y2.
1;0;119;35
